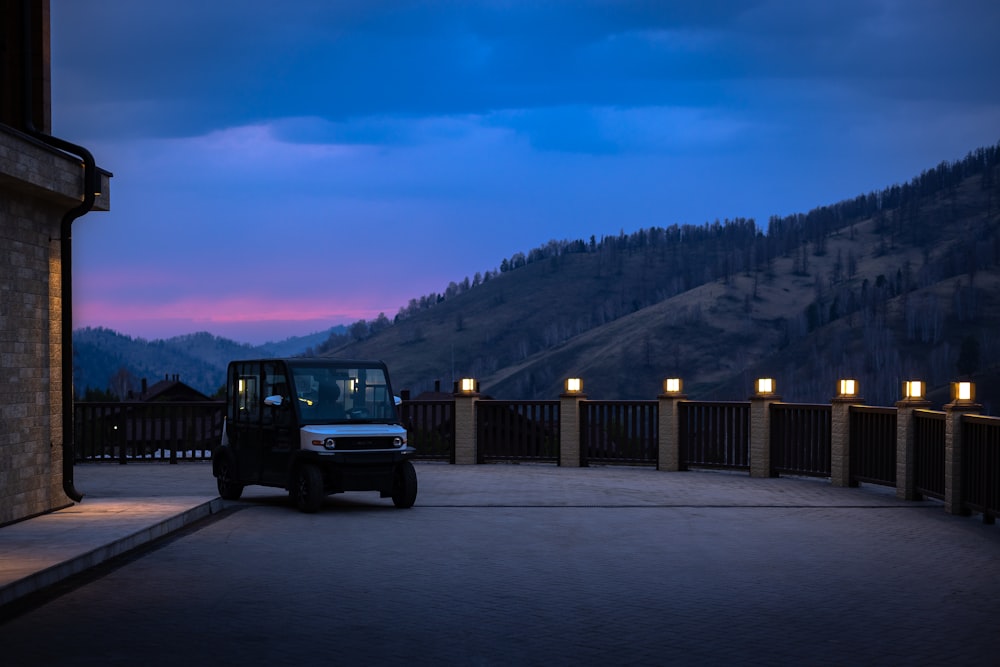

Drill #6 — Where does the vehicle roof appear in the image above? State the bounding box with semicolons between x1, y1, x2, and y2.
228;358;388;369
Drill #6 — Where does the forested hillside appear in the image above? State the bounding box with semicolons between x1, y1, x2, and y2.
318;143;1000;411
73;143;1000;411
73;326;345;398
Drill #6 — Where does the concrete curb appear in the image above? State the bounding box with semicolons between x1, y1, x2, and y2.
0;498;225;610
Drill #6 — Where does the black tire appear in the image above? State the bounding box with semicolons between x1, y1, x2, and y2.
391;460;418;509
216;456;244;500
294;464;325;513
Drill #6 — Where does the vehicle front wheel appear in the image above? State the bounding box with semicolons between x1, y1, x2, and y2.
216;456;244;501
294;464;325;513
391;460;418;509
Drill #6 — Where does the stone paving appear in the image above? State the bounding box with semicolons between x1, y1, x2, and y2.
1;462;999;665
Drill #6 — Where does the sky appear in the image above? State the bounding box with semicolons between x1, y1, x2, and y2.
50;0;1000;345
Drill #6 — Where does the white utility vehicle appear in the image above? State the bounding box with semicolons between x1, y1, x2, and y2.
212;358;417;512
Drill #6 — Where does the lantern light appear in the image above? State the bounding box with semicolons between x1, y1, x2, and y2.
663;378;683;394
951;381;975;403
755;378;774;395
838;379;857;398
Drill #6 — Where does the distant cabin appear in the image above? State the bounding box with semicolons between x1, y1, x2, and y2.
132;375;213;402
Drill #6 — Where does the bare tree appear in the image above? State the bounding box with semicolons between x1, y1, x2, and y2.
109;366;137;400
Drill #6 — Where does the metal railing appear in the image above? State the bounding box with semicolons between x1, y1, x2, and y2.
678;401;750;470
70;395;1000;530
962;415;1000;523
476;400;560;463
72;398;1000;528
75;401;223;462
580;400;658;466
399;399;455;462
914;409;945;500
771;403;831;477
849;405;897;487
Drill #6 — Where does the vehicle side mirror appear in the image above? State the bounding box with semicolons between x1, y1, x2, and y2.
264;395;283;407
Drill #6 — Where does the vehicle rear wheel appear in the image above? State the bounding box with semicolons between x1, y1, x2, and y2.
216;456;244;500
391;460;418;509
294;464;325;513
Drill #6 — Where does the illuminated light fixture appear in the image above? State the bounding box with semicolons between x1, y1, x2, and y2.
838;379;857;398
755;378;774;395
951;381;975;403
564;378;583;394
460;378;477;393
238;379;245;393
903;380;924;400
663;378;683;394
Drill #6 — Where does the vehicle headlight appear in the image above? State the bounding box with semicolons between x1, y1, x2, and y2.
393;436;404;448
323;437;336;450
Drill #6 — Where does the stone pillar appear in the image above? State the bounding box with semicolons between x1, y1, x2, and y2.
559;392;585;467
894;397;930;500
749;393;780;478
657;392;686;472
453;391;479;465
830;396;861;488
944;400;980;515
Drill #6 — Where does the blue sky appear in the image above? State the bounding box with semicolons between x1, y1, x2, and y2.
51;0;1000;344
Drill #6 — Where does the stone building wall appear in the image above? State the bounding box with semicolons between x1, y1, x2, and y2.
0;126;110;525
0;189;62;522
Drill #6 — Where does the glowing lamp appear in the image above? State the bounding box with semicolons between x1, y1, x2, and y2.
903;381;924;400
564;378;583;394
951;381;975;403
755;378;774;395
663;378;683;394
460;378;477;393
838;379;857;398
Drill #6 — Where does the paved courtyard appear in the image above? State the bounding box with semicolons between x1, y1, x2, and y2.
1;462;999;665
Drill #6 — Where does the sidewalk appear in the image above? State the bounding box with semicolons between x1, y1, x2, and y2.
0;463;222;610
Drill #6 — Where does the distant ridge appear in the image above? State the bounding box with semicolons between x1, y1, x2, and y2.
73;325;347;397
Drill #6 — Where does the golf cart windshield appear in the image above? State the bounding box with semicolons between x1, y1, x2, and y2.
289;363;397;424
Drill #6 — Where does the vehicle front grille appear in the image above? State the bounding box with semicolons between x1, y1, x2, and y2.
335;436;398;451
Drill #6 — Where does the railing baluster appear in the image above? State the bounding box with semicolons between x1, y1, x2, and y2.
770;404;831;478
849;405;896;487
914;409;945;500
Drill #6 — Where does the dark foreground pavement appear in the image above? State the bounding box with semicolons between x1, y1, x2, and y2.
2;462;999;666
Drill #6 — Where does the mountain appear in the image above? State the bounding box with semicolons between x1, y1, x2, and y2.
73;326;346;398
73;143;1000;412
316;143;1000;412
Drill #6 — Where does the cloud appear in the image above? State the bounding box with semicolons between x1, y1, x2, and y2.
55;1;1000;146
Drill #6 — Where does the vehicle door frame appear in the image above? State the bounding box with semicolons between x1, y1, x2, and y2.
227;361;265;484
259;360;298;485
